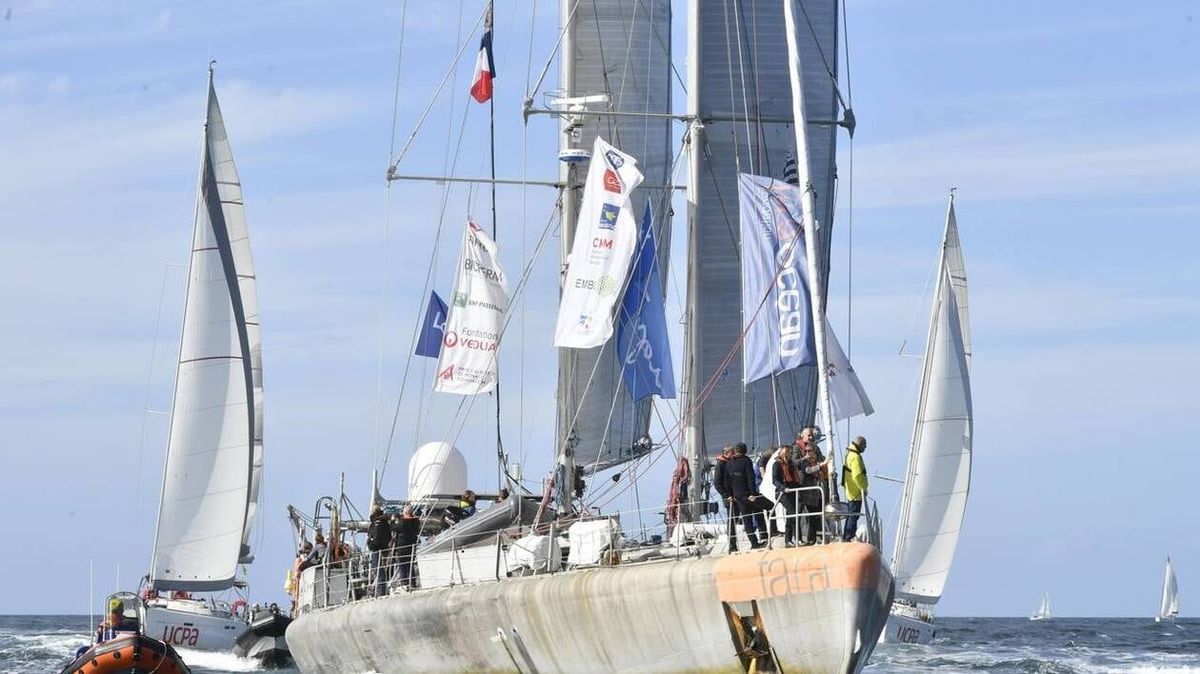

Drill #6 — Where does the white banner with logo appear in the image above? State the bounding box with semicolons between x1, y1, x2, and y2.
435;220;510;394
553;137;644;348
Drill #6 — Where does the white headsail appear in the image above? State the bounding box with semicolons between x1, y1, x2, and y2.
151;73;260;591
1159;557;1180;621
891;196;973;605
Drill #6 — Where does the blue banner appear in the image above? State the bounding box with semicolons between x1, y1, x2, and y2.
616;203;676;400
738;173;816;383
415;290;448;359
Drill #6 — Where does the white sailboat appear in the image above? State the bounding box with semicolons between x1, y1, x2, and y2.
285;2;893;673
1030;593;1053;621
882;195;972;645
1156;557;1180;623
139;68;286;661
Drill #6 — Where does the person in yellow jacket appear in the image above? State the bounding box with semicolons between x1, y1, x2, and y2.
841;436;869;541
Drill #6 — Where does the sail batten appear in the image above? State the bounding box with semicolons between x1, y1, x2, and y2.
891;199;972;605
150;77;260;591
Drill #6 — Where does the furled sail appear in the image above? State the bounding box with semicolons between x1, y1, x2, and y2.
685;0;840;462
556;0;672;473
151;74;259;591
1159;557;1180;620
891;198;972;605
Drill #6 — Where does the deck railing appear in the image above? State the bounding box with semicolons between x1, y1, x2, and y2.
295;493;880;613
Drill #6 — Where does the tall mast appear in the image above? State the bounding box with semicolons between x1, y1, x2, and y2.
555;0;579;512
891;191;953;571
783;0;837;488
682;0;704;520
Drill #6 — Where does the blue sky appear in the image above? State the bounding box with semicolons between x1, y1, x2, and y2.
1;1;1197;618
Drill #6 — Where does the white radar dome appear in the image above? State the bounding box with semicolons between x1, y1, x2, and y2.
407;441;468;501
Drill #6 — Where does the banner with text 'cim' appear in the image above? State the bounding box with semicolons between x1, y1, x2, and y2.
554;137;644;349
434;220;509;394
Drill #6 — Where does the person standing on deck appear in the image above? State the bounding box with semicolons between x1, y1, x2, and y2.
367;506;393;596
722;443;767;550
841;436;869;542
771;445;803;546
713;444;733;519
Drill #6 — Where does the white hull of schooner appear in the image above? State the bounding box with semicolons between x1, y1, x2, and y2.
287;543;892;674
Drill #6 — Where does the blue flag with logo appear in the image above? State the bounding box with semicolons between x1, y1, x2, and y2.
616;203;676;400
415;290;448;358
738;173;816;383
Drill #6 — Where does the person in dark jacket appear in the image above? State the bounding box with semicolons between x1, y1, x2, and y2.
771;445;803;546
721;443;767;550
366;506;393;596
392;505;422;588
713;445;732;516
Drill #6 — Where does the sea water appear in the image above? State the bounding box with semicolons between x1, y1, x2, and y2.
4;615;1197;673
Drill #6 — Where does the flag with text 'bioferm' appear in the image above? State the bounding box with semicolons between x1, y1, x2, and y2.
434;220;509;394
615;203;676;401
469;5;496;103
553;137;644;348
415;290;448;358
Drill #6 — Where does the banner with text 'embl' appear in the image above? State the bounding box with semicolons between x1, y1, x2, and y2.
554;137;644;349
434;220;509;394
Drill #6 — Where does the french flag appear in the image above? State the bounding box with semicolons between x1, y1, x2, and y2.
469;7;496;104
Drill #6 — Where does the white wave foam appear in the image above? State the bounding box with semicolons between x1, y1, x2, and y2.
174;648;264;672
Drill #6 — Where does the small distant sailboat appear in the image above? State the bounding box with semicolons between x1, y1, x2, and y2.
1030;593;1053;621
1156;557;1180;623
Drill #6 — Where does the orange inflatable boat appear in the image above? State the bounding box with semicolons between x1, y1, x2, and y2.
61;633;190;674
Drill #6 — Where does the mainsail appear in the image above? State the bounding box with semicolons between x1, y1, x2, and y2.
556;0;673;473
1159;557;1180;620
151;74;260;591
684;0;841;468
890;196;973;605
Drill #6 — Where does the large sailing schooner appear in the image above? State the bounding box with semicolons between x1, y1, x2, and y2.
137;68;288;663
882;195;973;645
286;2;893;672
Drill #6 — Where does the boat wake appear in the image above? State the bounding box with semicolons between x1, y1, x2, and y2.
175;648;264;672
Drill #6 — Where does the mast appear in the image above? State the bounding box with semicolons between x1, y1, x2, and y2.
682;0;704;520
892;192;954;571
783;0;838;489
555;0;578;512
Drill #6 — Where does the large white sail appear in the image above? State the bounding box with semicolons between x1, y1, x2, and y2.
556;0;672;473
1159;557;1180;620
151;75;259;591
891;198;973;605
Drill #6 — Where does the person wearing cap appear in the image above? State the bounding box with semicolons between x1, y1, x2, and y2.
367;505;393;596
96;600;134;643
841;436;869;541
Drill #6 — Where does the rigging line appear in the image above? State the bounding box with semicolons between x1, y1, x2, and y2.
840;0;853;107
743;0;772;177
487;3;505;491
579;133;688;470
438;199;562;454
374;0;414;470
588;0;618;142
632;0;686;94
795;0;848;112
567;130;689;470
720;0;742;175
418;0;469;454
518;0;538;475
381;95;476;479
730;0;756;175
390;4;487;170
134;261;177;529
526;0;580;103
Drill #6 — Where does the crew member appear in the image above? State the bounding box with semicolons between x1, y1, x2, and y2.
722;443;767;550
367;506;393;596
841;436;869;542
771;445;803;546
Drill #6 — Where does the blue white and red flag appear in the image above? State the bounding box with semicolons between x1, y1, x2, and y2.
470;6;496;103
